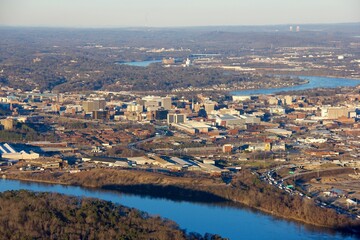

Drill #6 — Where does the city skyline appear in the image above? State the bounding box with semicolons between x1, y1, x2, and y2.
0;0;359;28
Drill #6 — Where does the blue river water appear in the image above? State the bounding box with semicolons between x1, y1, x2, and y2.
231;76;360;96
117;60;360;95
0;179;357;240
117;60;162;67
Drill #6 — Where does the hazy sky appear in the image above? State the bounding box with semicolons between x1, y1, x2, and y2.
0;0;359;27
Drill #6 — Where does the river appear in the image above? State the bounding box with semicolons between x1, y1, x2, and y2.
0;179;357;240
116;60;162;67
116;60;360;95
231;76;360;96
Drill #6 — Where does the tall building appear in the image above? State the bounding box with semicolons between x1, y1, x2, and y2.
204;102;216;114
82;101;94;113
161;97;172;110
93;98;106;110
296;26;300;32
142;96;172;110
194;103;202;113
167;113;186;124
283;95;293;105
82;98;106;113
289;26;293;32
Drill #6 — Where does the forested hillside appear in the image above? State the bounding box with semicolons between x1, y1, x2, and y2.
0;190;225;240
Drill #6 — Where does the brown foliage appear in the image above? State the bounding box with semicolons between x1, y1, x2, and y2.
0;190;226;240
7;169;360;233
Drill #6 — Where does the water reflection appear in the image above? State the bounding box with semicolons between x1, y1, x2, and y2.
0;179;357;239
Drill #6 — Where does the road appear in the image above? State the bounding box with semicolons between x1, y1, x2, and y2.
282;167;353;181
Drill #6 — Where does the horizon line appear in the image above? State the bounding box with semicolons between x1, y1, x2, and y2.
0;21;359;30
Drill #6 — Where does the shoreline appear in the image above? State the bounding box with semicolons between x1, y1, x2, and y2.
3;172;359;236
132;80;309;95
230;79;310;94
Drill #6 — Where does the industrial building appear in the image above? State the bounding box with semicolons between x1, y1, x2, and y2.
171;121;213;134
232;95;251;102
265;128;293;137
0;143;40;160
208;114;260;127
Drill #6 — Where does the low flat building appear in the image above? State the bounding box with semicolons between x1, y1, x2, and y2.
265;128;293;137
0;143;40;160
24;157;62;169
171;121;213;134
246;143;272;152
127;156;155;165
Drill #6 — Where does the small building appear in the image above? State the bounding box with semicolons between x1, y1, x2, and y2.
265;128;292;137
93;110;110;120
222;144;233;153
0;118;14;130
346;199;357;205
246;143;271;152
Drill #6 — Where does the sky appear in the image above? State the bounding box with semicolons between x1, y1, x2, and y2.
0;0;359;28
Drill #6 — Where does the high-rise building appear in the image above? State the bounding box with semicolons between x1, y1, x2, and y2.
155;110;169;120
93;98;106;110
167;113;186;124
167;113;175;124
204;102;216;114
82;101;94;113
161;97;172;110
194;103;202;113
283;95;293;105
142;96;172;110
82;98;106;113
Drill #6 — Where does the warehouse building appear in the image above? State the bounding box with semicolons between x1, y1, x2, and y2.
0;143;40;160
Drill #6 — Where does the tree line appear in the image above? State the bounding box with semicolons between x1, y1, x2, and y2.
0;190;226;240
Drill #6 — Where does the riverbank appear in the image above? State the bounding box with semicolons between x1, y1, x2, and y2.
231;75;360;96
0;190;225;240
3;169;360;236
